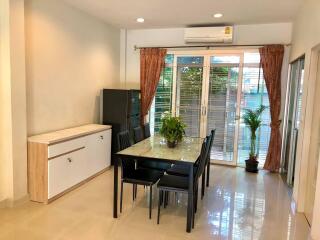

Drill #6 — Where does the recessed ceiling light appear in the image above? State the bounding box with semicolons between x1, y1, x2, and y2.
213;13;223;18
136;17;145;23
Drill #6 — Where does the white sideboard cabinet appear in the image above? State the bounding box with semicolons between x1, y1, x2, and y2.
28;124;111;203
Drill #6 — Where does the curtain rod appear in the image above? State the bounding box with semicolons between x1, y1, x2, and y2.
134;44;291;51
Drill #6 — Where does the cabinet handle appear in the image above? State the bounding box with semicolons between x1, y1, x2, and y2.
100;135;104;140
67;158;72;163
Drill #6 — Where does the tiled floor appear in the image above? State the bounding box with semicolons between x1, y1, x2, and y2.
0;166;310;240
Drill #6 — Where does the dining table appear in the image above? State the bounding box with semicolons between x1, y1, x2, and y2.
113;135;203;233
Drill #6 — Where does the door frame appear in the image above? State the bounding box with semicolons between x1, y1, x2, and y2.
293;44;320;221
304;53;320;224
167;49;260;166
282;57;305;186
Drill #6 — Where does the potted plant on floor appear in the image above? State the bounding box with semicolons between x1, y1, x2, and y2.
159;112;186;148
242;105;267;173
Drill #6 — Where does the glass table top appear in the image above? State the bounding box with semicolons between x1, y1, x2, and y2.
117;135;203;164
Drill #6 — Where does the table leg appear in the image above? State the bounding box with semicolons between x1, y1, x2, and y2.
206;159;210;187
113;157;118;218
186;164;193;233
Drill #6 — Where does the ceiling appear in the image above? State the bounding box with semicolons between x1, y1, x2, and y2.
63;0;304;29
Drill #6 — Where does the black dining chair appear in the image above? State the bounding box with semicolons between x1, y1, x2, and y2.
166;129;216;199
117;130;163;219
156;135;211;228
133;126;144;143
201;129;215;198
143;123;151;138
134;126;171;172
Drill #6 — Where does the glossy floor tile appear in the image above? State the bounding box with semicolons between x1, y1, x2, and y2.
0;166;310;240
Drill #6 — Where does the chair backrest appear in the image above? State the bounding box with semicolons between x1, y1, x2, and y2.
117;130;131;151
133;126;144;143
194;136;211;181
117;131;135;177
207;129;216;162
143;123;151;138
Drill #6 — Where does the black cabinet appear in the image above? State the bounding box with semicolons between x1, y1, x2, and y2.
100;89;141;164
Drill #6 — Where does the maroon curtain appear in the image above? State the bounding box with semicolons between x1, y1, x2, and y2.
259;45;284;172
140;48;167;123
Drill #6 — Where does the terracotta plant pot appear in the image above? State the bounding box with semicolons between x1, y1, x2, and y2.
166;140;177;148
245;159;259;173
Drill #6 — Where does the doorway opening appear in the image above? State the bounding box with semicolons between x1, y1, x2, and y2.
150;49;271;168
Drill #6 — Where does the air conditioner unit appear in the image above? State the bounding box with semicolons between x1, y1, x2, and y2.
184;26;233;43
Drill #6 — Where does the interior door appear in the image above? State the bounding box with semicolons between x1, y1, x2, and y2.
175;56;205;137
205;54;241;165
305;54;320;224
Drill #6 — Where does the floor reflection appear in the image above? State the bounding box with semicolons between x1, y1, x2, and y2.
0;166;310;240
204;168;309;240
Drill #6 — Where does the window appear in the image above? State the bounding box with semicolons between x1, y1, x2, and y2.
238;52;270;166
150;50;271;167
149;54;174;134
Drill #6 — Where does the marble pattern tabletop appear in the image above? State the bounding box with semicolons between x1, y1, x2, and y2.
117;135;203;164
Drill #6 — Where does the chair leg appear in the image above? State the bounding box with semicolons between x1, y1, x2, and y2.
192;207;195;229
190;189;195;229
201;172;205;200
194;184;198;214
134;184;138;199
157;190;162;224
206;160;210;187
149;185;153;219
132;184;135;201
164;191;168;208
120;181;123;213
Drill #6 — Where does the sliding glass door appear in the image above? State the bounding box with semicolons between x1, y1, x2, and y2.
206;55;241;164
150;50;271;167
175;56;205;137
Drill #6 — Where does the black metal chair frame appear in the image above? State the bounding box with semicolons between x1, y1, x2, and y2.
165;130;216;199
201;129;216;198
117;130;162;219
156;135;212;228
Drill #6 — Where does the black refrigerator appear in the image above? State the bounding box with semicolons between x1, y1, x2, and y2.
100;89;141;164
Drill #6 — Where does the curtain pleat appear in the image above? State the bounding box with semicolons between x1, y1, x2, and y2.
259;45;284;172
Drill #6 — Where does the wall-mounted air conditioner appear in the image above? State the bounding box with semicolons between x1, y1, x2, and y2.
184;26;233;43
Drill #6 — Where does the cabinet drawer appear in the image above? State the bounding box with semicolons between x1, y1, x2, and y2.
48;136;86;158
48;147;87;199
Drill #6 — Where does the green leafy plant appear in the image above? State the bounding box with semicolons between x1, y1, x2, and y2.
159;112;186;146
242;105;267;161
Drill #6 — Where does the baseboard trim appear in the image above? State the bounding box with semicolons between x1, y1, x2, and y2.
0;198;9;208
0;195;29;208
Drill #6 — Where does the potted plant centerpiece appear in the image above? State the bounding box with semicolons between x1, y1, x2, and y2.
159;112;186;148
242;105;267;173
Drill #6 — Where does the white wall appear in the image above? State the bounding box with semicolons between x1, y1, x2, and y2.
120;23;292;88
0;0;27;206
1;0;121;206
290;0;320;239
0;0;12;204
25;0;121;136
